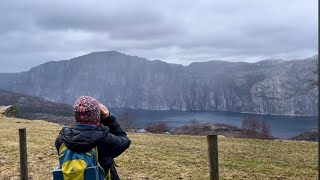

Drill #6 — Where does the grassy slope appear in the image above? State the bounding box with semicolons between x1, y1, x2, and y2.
0;116;317;180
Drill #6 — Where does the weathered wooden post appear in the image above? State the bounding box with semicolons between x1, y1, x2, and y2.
207;135;219;180
19;128;28;180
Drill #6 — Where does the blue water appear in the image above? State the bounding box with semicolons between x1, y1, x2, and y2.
111;109;318;139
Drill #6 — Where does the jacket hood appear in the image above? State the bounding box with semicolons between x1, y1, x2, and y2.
60;125;109;152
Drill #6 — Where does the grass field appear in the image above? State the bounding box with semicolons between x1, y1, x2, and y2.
0;115;317;180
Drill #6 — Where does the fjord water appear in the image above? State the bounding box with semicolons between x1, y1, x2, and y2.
113;109;317;139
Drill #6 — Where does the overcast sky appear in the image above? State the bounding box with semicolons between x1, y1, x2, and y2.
0;0;317;72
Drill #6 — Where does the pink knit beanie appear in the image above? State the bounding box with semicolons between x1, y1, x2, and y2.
74;96;101;124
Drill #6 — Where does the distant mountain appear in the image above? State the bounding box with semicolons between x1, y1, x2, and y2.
0;51;317;116
0;89;73;124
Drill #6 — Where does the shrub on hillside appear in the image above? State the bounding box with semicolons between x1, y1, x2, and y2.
145;122;169;133
0;105;18;117
118;110;136;131
186;119;203;135
241;115;272;140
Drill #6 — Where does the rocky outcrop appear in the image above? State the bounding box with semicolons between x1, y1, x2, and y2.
290;128;318;141
170;123;243;138
0;51;317;116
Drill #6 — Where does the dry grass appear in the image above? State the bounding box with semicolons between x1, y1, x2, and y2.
0;115;61;180
0;115;317;180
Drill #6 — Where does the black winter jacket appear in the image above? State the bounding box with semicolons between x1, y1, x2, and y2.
55;114;131;180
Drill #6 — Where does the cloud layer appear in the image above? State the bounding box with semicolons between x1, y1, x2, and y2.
0;0;317;72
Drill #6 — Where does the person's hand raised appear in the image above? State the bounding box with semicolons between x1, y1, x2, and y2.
99;103;110;118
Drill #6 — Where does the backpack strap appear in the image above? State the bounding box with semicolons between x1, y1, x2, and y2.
58;144;68;166
59;143;68;155
106;170;111;180
92;146;111;180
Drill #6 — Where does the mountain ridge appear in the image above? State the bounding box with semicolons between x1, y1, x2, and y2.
27;50;318;70
0;51;317;116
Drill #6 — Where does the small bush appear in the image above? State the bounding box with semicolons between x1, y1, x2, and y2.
3;105;17;117
241;115;272;140
118;110;136;131
145;122;169;133
187;119;203;135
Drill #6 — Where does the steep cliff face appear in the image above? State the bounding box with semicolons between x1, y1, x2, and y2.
0;51;317;115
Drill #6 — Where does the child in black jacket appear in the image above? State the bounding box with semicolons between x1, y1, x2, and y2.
55;96;131;180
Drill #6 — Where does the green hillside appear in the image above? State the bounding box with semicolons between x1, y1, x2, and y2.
0;115;317;180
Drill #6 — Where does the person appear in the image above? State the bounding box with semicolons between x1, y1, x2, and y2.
55;96;131;180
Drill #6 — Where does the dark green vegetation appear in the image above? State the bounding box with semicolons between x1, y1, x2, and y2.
0;105;18;117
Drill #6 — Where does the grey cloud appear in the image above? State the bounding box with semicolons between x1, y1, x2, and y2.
34;2;182;40
0;0;317;72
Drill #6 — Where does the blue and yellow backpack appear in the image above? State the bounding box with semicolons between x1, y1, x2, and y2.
53;143;111;180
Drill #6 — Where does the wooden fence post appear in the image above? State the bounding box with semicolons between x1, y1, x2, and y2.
207;135;219;180
19;128;28;180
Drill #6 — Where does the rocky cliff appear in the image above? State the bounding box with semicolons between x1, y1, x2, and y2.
0;51;317;115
